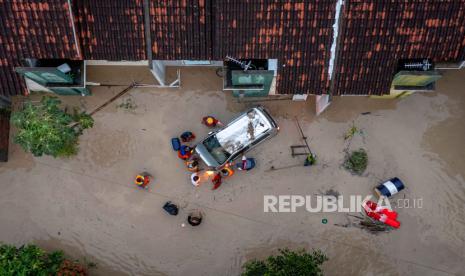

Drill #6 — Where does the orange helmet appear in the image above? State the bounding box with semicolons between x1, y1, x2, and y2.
135;175;145;185
220;167;235;178
135;175;150;186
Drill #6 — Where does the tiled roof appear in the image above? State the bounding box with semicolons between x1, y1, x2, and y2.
150;0;212;60
149;1;336;94
333;0;465;95
73;0;147;60
0;0;79;97
0;111;10;162
1;0;465;98
213;1;336;94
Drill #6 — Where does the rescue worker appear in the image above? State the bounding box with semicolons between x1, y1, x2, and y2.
220;166;235;178
191;173;201;187
135;173;151;189
180;131;196;143
178;145;193;160
235;155;256;171
190;171;211;187
186;158;200;172
211;173;222;190
202;116;223;128
304;153;316;166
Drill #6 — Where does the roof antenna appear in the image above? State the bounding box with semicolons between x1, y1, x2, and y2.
404;59;432;71
226;56;252;71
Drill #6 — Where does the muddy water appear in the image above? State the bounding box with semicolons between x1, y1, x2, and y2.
86;66;159;86
423;70;465;178
35;238;133;276
420;69;465;249
235;70;465;275
321;95;399;123
2;66;465;275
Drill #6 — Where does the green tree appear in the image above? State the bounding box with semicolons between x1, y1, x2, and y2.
0;244;63;276
0;244;87;276
11;96;93;157
242;248;328;276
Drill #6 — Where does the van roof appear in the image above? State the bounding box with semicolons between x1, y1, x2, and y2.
216;108;272;154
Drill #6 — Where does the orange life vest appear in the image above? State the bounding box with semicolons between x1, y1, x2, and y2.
221;167;235;178
135;175;150;187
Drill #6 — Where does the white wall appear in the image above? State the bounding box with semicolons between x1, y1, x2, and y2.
151;60;166;86
160;60;222;66
86;60;149;66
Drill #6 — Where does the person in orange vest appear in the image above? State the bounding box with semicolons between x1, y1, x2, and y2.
202;116;223;128
135;173;151;189
191;172;201;187
190;171;211;187
211;173;222;190
220;166;235;178
180;131;196;143
178;145;193;160
186;158;200;172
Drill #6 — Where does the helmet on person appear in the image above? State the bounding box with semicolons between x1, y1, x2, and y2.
220;167;234;177
135;175;145;185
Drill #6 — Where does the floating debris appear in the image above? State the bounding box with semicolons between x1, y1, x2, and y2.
117;96;137;111
323;188;340;197
346;213;394;234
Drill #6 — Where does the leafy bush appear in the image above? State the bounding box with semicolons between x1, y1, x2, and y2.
0;244;87;276
73;110;94;131
344;148;368;175
11;96;93;157
304;153;317;166
0;244;63;275
242;248;328;276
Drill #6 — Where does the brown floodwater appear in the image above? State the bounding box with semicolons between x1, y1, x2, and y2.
2;66;465;275
422;69;465;178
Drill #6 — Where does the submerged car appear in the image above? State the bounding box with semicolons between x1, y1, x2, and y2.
195;106;278;170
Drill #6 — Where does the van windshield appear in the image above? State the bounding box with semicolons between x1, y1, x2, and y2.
202;135;231;164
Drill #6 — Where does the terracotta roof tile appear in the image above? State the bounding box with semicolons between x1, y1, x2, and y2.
213;1;336;94
73;0;146;60
1;0;465;98
333;0;465;95
0;0;79;97
150;0;211;60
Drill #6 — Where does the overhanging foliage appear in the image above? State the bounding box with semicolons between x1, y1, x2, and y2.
11;96;93;157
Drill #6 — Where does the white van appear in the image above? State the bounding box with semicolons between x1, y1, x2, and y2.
195;106;278;170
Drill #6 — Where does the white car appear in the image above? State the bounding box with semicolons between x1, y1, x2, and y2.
195;106;278;170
